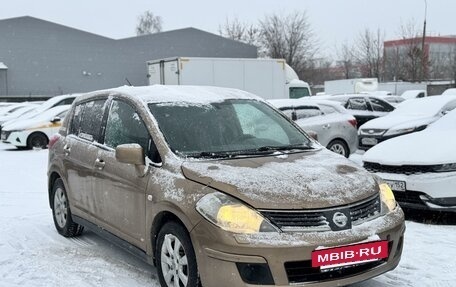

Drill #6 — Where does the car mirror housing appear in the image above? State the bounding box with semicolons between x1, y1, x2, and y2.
115;144;145;165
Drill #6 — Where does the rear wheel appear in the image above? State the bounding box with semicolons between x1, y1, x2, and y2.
327;139;349;158
27;132;48;149
52;178;83;237
156;222;199;287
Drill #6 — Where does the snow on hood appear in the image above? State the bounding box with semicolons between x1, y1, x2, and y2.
363;130;456;165
360;114;435;130
182;149;378;210
3;105;70;131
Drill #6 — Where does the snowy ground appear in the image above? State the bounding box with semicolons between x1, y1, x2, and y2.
0;142;455;287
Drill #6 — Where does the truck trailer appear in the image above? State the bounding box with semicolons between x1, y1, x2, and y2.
146;57;311;99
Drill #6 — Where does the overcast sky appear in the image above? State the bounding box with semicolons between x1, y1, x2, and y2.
1;0;455;58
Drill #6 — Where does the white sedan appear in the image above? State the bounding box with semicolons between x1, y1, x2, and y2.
363;109;456;212
1;105;70;149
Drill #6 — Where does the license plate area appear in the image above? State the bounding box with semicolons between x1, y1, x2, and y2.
385;180;406;192
311;240;389;268
361;137;378;146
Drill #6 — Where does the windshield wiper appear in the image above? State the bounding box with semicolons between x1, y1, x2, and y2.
187;151;235;159
257;144;314;152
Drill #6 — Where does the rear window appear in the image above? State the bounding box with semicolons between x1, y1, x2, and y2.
69;99;106;142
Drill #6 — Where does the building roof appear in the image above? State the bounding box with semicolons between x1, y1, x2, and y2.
385;36;456;47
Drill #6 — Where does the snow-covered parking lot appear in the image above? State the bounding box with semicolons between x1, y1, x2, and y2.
0;142;455;287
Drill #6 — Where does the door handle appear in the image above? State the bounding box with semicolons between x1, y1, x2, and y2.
63;144;71;155
323;124;331;129
95;158;106;170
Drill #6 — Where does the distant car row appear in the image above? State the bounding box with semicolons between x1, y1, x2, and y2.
0;94;77;149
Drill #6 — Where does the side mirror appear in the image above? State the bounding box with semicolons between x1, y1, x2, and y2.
50;117;61;123
116;144;145;165
291;111;298;121
307;130;318;141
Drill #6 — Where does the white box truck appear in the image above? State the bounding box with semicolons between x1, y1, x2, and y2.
324;78;378;94
146;57;311;99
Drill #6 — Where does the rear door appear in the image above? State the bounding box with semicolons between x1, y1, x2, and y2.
64;98;108;218
93;99;157;247
345;97;374;127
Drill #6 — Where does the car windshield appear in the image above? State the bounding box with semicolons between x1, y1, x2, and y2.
149;99;313;157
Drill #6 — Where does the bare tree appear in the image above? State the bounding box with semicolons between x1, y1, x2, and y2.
336;43;356;79
136;11;162;36
219;18;262;49
353;28;384;79
258;12;317;74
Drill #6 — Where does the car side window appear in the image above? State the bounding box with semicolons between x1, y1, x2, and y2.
69;99;106;142
346;98;368;111
369;98;394;112
104;100;160;163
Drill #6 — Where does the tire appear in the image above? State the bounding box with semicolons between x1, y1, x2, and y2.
327;139;349;158
51;178;84;237
27;132;48;149
156;222;199;287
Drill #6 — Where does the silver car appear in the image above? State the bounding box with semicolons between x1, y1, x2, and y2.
269;99;358;157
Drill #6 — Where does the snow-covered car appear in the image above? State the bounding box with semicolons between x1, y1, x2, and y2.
358;96;456;150
322;94;395;128
0;104;38;127
3;94;77;126
1;105;70;149
269;98;358;157
47;85;404;287
441;88;456;96
401;90;427;100
0;102;35;116
363;109;456;213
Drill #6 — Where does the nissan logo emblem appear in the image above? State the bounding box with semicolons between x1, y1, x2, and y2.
333;212;348;228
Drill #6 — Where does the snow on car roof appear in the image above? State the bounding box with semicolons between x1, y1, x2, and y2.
392;95;456;116
104;85;264;105
268;99;319;109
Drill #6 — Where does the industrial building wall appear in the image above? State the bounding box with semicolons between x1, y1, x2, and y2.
0;17;257;96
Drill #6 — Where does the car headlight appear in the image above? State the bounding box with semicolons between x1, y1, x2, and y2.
383;127;415;137
196;192;278;234
433;163;456;172
379;183;397;212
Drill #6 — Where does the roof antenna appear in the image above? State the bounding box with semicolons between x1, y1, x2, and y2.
125;78;132;86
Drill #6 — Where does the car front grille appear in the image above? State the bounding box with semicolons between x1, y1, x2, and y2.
364;162;435;175
1;131;11;141
284;258;387;283
260;194;381;232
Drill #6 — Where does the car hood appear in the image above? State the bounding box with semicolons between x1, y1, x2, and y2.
360;114;435;130
363;130;456;165
181;149;378;210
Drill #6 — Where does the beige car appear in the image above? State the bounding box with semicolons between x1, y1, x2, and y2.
48;85;405;287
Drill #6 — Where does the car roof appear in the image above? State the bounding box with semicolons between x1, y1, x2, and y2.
268;99;319;109
78;85;263;105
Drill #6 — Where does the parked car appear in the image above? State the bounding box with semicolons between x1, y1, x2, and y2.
442;88;456;96
0;104;38;127
1;105;70;149
48;85;404;287
269;99;358;157
363;109;456;213
0;102;35;116
358;96;456;150
401;90;427;100
322;94;395;128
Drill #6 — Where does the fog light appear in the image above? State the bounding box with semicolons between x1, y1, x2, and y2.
236;263;274;285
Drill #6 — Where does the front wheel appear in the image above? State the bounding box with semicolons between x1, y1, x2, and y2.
27;132;48;149
156;222;199;287
327;139;349;158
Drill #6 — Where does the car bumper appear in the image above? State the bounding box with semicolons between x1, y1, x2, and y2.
191;207;405;286
374;172;456;212
1;131;28;147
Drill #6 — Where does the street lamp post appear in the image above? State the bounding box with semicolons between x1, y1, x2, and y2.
421;0;427;82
